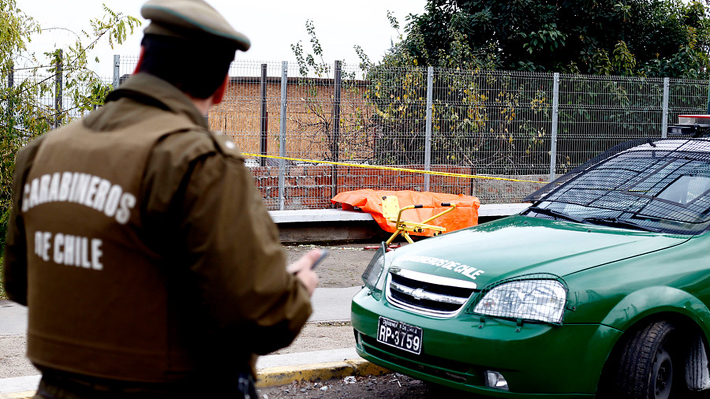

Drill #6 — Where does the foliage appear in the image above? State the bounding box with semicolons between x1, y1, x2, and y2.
401;0;710;78
359;11;551;172
290;20;373;162
0;0;141;254
291;3;710;180
364;65;555;174
363;61;707;174
356;1;710;172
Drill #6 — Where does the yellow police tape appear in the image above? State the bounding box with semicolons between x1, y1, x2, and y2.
242;153;549;184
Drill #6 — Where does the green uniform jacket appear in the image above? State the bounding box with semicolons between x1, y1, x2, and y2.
3;73;312;384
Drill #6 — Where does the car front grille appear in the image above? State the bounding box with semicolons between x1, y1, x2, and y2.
385;268;478;317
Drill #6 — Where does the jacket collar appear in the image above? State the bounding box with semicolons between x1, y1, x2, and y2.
105;73;209;129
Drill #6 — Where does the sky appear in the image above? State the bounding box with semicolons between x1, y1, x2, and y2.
16;0;428;77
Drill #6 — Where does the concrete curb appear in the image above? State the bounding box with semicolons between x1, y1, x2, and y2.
256;358;390;387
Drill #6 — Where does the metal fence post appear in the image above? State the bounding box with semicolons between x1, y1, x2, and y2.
331;60;342;202
278;61;288;210
8;61;13;88
662;77;670;138
425;66;434;192
7;62;13;117
54;49;63;129
113;55;121;89
259;64;268;167
549;72;560;181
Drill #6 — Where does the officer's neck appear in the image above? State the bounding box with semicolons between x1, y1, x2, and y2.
189;95;215;116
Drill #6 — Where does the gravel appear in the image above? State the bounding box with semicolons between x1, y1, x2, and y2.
257;373;433;399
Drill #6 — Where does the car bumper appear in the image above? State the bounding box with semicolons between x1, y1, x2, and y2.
351;288;622;398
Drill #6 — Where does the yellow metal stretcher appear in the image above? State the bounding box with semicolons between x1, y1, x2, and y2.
381;196;457;245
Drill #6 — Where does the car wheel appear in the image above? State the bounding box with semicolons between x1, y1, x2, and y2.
613;321;687;399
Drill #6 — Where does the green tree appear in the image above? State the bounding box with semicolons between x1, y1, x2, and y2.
401;0;710;78
290;13;554;172
290;20;374;163
358;2;710;171
362;11;549;172
0;0;141;255
290;4;709;179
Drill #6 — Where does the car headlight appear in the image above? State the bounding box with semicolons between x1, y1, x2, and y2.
362;242;388;295
473;277;567;325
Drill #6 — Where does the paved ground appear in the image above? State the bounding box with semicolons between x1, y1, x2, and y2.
0;243;377;395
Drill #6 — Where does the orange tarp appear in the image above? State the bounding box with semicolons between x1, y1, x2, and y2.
331;190;480;237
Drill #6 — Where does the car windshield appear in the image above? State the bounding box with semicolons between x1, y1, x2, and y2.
525;139;710;235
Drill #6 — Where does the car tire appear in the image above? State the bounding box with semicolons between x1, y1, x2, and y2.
613;320;687;399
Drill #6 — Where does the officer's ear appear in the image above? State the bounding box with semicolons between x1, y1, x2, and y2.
211;75;229;105
133;47;146;74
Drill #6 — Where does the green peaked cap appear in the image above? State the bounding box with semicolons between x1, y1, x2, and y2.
141;0;250;51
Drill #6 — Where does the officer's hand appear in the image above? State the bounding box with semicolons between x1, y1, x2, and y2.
286;249;321;296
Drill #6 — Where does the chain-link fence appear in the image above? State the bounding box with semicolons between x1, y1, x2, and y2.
5;66;66;133
100;58;710;209
4;57;113;136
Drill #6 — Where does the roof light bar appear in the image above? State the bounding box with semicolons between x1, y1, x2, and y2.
668;115;710;137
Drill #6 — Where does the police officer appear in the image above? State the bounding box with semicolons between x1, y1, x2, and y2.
3;0;319;397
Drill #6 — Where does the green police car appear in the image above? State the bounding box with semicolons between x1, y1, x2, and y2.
352;137;710;398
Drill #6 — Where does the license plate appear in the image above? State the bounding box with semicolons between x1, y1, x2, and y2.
376;316;423;355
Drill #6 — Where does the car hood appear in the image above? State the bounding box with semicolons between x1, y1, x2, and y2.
387;215;689;289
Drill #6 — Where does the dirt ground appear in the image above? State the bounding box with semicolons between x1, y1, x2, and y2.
256;373;481;399
283;242;377;288
257;373;431;399
0;335;32;379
